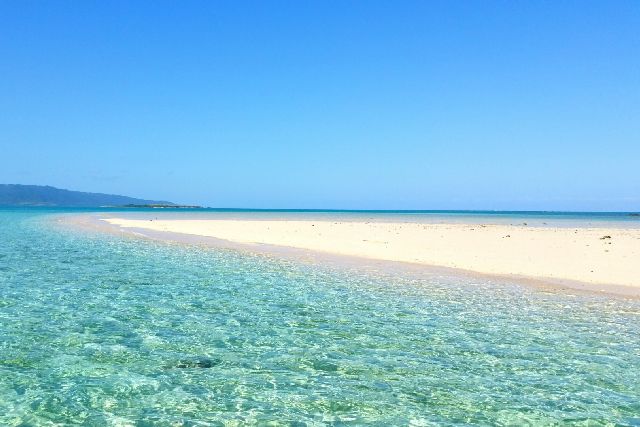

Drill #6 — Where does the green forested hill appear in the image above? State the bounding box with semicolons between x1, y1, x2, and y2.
0;184;175;207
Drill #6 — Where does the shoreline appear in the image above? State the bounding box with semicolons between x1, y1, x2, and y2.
58;213;640;298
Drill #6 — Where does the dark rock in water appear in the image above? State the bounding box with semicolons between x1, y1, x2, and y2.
175;357;221;369
312;360;339;372
629;213;640;217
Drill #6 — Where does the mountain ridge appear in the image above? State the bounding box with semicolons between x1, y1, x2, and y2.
0;184;176;207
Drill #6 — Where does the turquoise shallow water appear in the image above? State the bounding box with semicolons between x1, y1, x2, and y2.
1;209;640;425
99;208;640;228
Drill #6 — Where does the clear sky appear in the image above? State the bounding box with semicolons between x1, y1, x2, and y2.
1;1;638;210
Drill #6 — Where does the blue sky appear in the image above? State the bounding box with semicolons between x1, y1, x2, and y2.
1;1;638;210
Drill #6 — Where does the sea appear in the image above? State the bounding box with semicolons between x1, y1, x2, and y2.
1;207;639;425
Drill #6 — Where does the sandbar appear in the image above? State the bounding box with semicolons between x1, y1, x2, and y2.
100;217;640;292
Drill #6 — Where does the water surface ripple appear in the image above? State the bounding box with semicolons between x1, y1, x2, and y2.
0;210;639;425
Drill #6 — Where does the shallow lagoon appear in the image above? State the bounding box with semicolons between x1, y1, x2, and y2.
1;209;639;425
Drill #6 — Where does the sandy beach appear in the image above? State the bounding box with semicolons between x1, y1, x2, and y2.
101;217;640;291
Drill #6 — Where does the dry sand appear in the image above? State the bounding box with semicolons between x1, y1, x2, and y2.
102;217;640;290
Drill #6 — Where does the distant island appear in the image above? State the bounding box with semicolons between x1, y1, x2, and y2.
0;184;201;208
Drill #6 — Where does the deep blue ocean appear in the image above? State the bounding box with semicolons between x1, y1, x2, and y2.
1;208;639;425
